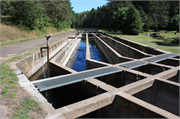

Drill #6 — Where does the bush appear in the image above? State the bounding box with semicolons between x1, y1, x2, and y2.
125;5;144;35
111;5;144;35
170;14;179;32
171;38;179;44
10;1;50;31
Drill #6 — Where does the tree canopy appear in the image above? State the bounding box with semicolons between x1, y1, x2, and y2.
74;1;178;34
1;1;179;33
1;0;75;30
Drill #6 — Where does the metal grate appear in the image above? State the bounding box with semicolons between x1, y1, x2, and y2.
119;61;148;69
144;53;180;63
34;66;122;92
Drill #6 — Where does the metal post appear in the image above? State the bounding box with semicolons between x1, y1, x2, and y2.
47;39;49;78
45;35;52;78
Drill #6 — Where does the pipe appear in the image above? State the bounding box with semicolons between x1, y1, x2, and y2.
40;35;52;78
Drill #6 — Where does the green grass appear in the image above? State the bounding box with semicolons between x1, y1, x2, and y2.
73;29;78;32
11;93;17;99
144;29;180;38
159;31;179;38
21;98;41;112
2;84;16;97
99;30;180;53
13;98;41;119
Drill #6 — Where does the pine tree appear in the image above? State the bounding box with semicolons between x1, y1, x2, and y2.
148;1;170;31
125;5;144;35
111;7;128;31
170;14;179;32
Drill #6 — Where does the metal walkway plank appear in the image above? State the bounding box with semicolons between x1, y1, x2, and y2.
119;61;148;69
144;53;180;63
34;66;122;92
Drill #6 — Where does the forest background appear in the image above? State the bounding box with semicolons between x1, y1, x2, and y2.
1;0;179;35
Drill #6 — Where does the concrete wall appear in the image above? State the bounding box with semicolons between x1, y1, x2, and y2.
93;34;133;64
133;64;170;75
96;71;146;88
86;59;110;70
100;36;150;59
133;79;179;116
53;38;80;65
29;61;77;81
106;34;166;55
16;35;74;78
157;58;180;66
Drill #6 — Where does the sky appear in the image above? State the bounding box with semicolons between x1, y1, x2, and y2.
70;0;108;13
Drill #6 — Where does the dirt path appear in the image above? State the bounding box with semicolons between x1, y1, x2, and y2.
0;31;75;64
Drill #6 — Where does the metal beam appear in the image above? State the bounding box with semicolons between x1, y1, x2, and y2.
33;66;122;92
119;61;148;69
144;53;180;63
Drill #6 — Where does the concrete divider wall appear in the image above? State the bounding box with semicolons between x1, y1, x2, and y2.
106;34;166;55
86;59;110;70
100;36;150;59
54;38;80;64
116;94;164;118
86;33;91;59
94;37;118;64
29;61;75;81
158;58;180;66
50;62;74;77
93;34;132;64
133;79;179;116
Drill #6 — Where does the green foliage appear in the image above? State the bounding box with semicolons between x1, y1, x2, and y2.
75;1;132;28
21;98;41;112
1;1;75;31
10;1;50;30
13;108;31;119
111;5;143;35
11;93;17;99
0;63;10;79
170;14;179;32
41;1;73;29
169;1;179;19
1;1;13;16
0;78;10;84
0;61;18;97
171;39;179;44
2;84;16;97
126;5;144;35
1;1;179;32
13;98;41;119
111;7;128;31
147;1;170;31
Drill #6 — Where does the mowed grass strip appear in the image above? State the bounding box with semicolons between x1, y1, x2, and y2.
99;30;180;53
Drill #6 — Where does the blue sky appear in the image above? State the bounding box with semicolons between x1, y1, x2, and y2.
70;0;108;13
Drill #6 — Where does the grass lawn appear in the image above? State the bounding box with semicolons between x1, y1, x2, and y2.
99;30;180;53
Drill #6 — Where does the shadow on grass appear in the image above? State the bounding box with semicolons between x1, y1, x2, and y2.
101;30;121;35
151;41;179;46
